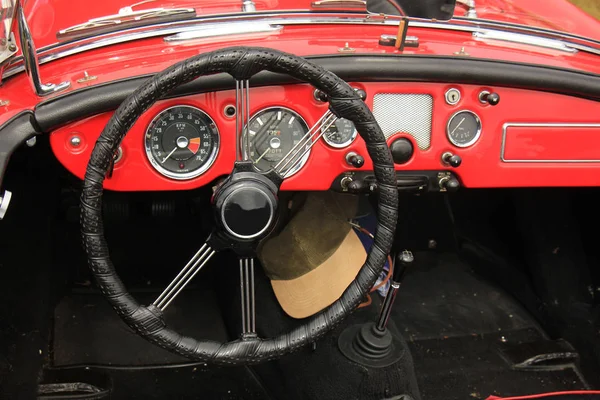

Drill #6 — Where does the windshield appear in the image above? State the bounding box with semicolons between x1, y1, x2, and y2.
18;0;600;50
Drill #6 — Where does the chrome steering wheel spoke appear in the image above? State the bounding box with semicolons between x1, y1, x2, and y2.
235;79;252;162
153;241;216;312
239;257;257;338
273;110;337;177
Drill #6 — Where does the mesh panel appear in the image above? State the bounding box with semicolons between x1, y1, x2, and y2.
372;94;433;150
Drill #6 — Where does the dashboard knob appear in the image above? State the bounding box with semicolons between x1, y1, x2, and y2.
439;177;460;192
313;89;328;102
442;152;462;168
479;91;500;106
346;152;365;168
355;88;367;101
390;138;414;164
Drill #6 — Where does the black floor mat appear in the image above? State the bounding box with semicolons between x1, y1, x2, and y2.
50;289;271;399
411;328;587;400
49;250;592;399
394;252;540;339
43;364;270;400
391;252;590;400
52;290;227;366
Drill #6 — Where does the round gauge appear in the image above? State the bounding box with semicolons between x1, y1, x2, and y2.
246;107;310;177
322;118;358;148
446;110;482;148
145;106;219;180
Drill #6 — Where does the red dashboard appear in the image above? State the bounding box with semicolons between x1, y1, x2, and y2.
50;82;600;191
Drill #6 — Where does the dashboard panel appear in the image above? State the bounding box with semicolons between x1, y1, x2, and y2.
49;82;600;191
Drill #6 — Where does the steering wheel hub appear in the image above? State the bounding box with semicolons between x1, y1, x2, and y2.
213;172;279;242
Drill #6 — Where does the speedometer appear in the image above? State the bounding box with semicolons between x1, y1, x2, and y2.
145;106;220;180
245;107;310;177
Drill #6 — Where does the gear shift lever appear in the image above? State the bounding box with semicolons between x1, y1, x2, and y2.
376;250;413;332
338;250;414;367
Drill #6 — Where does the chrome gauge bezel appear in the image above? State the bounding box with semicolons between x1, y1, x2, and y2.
322;118;358;149
144;105;220;180
446;110;482;148
244;106;311;178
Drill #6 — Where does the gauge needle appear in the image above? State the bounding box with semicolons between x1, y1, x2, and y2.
254;147;271;164
161;147;178;164
451;118;466;135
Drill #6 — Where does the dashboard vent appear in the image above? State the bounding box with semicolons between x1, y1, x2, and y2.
372;94;433;150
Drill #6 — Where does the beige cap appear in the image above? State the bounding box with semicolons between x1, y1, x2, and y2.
258;192;366;319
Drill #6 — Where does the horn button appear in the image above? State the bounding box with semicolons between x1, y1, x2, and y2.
213;172;278;241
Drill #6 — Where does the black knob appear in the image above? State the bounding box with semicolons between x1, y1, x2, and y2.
355;88;367;101
347;179;377;194
442;152;462;168
346;152;365;168
393;250;414;283
480;91;500;106
390;138;414;164
440;177;460;192
314;89;328;102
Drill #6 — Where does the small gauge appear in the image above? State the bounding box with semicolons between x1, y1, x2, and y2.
322;118;358;148
446;110;482;148
245;107;310;177
145;106;219;180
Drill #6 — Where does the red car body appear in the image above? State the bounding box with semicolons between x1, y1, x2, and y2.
2;0;599;192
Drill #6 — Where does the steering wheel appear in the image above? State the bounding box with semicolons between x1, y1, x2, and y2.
81;47;398;365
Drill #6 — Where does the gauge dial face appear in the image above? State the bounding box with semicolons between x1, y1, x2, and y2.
145;106;219;180
446;110;482;148
322;118;358;148
246;107;310;177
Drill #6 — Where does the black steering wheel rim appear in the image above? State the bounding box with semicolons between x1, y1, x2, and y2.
81;47;398;365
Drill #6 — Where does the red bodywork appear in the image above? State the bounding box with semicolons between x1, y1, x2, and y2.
1;0;600;190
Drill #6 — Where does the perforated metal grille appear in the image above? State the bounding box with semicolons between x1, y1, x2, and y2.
372;94;433;150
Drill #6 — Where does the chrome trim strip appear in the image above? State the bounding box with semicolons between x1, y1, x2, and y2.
473;30;577;54
3;12;600;80
312;0;366;9
501;122;600;163
57;8;196;41
164;22;281;42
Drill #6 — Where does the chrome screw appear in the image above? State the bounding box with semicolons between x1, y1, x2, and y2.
70;136;82;147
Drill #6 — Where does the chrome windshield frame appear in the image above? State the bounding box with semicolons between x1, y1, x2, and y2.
3;10;600;81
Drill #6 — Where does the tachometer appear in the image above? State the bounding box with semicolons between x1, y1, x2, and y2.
245;107;310;177
145;106;219;180
322;118;358;148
